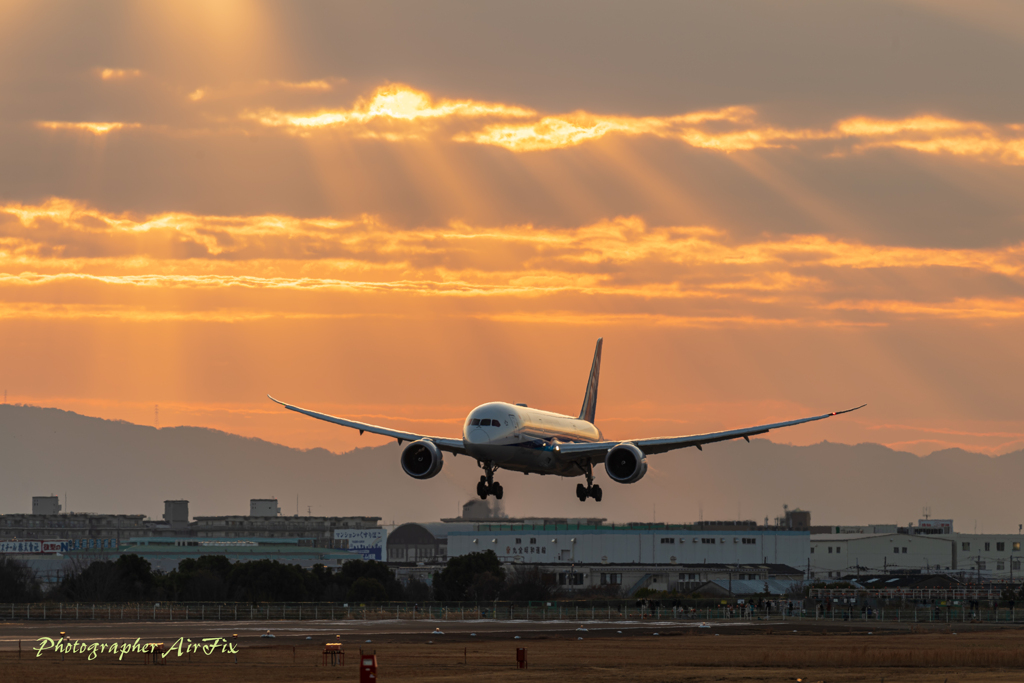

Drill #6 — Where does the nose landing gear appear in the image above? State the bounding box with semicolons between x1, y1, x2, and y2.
575;462;603;501
477;464;503;500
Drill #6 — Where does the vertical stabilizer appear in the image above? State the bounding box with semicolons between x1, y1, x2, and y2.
578;338;603;424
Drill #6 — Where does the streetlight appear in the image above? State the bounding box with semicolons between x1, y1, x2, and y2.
232;634;238;664
59;632;66;662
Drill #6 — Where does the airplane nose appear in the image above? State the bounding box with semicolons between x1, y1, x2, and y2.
466;428;490;445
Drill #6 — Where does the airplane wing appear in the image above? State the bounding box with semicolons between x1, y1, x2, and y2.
556;404;866;462
267;395;467;455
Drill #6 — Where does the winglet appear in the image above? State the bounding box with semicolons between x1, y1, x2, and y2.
833;403;867;416
267;394;286;406
578;338;603;424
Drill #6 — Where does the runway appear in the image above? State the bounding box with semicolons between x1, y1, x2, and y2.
0;617;766;650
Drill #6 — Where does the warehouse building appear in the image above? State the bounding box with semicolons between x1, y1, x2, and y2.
117;537;364;572
448;522;809;567
809;533;955;577
951;533;1023;579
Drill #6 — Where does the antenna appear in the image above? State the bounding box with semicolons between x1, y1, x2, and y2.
307;505;312;517
922;506;931;520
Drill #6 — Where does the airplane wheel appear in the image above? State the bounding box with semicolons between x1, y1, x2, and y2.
576;483;587;502
592;485;603;502
477;480;488;499
494;483;504;500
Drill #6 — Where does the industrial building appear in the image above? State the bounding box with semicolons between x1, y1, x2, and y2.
0;497;381;547
118;537;363;572
809;533;955;577
0;507;147;543
809;519;1024;580
950;533;1023;579
447;523;809;567
6;492;1024;591
387;503;812;595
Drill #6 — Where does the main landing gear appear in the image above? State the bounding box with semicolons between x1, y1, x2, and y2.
477;463;503;500
576;462;602;502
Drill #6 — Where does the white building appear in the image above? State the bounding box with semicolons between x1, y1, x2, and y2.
951;534;1024;579
809;533;954;578
448;524;809;568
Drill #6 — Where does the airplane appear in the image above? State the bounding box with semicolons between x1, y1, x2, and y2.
269;339;864;502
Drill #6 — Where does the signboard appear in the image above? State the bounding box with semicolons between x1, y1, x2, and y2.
0;540;71;553
333;529;387;561
917;519;953;533
0;541;42;553
65;538;119;551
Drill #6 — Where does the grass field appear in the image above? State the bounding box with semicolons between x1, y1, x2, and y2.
5;622;1024;682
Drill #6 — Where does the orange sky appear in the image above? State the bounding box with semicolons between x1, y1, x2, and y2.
1;1;1023;470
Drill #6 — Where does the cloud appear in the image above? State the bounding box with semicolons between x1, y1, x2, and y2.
36;121;140;135
245;82;536;134
1;198;1022;327
98;68;141;80
259;79;333;91
244;84;1024;165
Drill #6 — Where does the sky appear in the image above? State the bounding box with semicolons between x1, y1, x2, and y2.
1;0;1023;470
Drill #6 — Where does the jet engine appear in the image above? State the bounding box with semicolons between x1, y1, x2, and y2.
400;440;444;479
604;443;647;484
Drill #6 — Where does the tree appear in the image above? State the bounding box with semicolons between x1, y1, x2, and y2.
405;578;432;602
433;551;505;601
500;565;552;602
348;577;389;602
114;554;157;601
333;560;405;601
166;556;234;601
48;554;158;602
0;557;41;602
226;560;313;602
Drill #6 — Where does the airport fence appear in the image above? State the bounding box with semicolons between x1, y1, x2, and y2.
2;600;1024;624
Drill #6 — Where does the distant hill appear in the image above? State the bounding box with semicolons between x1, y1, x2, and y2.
1;404;1022;532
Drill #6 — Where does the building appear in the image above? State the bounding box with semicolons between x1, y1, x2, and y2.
449;522;809;567
0;511;147;543
119;537;363;572
809;533;955;578
191;513;381;546
810;525;898;535
569;562;804;595
32;496;61;515
950;533;1023;579
388;522;475;565
162;500;190;530
249;499;281;517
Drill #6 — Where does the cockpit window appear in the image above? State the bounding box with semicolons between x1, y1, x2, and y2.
471;418;480;426
482;419;493;426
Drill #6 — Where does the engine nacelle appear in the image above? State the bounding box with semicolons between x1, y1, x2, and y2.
604;443;647;484
400;440;444;479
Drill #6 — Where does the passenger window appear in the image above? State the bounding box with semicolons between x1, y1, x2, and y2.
471;419;480;425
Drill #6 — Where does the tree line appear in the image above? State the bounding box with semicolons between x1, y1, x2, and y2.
0;550;569;603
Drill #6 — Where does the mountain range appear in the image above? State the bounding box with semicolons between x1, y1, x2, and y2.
1;404;1021;533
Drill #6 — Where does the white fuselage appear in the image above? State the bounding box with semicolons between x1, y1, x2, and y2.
462;402;603;476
